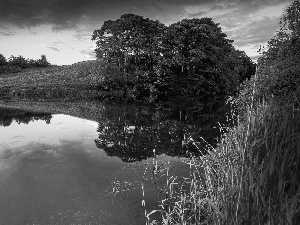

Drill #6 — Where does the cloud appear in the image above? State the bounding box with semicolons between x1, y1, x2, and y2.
80;47;96;59
187;0;293;54
47;46;60;52
46;40;66;52
0;26;16;36
251;54;262;62
0;0;293;28
52;40;65;45
230;16;281;47
0;30;16;36
0;0;215;30
0;0;294;63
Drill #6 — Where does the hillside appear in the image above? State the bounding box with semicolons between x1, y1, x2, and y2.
0;60;105;100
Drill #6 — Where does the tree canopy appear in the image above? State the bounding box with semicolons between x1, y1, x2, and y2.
92;14;256;105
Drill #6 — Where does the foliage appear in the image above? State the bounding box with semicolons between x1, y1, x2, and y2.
92;14;255;105
8;55;29;69
0;54;51;75
238;0;300;109
148;77;300;225
148;1;300;224
157;18;253;104
0;54;7;66
234;50;256;83
92;14;165;71
35;54;50;67
92;14;167;102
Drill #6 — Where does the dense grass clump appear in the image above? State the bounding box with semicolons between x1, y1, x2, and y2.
147;73;300;225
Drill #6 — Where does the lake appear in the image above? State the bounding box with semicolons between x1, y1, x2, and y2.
0;101;229;224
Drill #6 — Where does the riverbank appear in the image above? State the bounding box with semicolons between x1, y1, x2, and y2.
146;75;300;224
147;2;300;223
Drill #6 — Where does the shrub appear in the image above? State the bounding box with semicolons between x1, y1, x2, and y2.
35;55;50;67
8;55;29;69
0;54;7;66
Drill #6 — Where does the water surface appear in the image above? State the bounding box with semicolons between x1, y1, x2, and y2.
0;105;198;224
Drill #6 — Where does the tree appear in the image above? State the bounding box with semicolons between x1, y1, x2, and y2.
92;14;166;101
252;0;300;105
157;18;242;104
36;54;50;67
92;15;254;105
92;14;165;73
281;0;300;36
8;55;28;69
234;50;256;83
0;54;6;66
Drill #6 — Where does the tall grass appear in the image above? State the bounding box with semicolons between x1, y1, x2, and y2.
147;77;300;224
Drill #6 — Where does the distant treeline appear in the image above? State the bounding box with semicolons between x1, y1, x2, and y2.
0;54;51;74
92;14;256;106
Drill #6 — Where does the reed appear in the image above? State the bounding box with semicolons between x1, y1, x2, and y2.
148;79;300;224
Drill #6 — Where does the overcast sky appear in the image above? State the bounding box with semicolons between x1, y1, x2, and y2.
0;0;294;65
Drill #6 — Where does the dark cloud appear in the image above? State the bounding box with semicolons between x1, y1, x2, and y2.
47;46;60;52
0;0;294;63
0;0;292;28
0;0;212;30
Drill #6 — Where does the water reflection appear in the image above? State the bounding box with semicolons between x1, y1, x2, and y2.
0;110;175;224
94;105;229;162
0;102;230;224
0;103;231;162
0;107;52;127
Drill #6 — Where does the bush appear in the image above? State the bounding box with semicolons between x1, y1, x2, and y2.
0;54;7;66
8;55;29;69
0;54;51;74
35;55;50;67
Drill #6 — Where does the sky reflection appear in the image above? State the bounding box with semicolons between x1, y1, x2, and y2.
0;112;189;224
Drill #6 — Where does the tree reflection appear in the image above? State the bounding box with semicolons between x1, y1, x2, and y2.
0;107;52;127
94;105;231;162
0;101;232;162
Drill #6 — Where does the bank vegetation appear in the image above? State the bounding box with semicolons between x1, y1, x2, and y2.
147;1;300;224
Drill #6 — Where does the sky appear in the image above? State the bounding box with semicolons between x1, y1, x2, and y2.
0;0;295;65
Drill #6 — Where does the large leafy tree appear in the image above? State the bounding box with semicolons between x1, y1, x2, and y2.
92;15;255;105
157;18;244;104
92;14;167;102
92;14;165;73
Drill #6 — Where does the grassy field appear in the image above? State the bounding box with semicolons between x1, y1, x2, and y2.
0;60;105;100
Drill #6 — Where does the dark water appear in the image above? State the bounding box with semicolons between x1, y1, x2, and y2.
0;102;229;224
